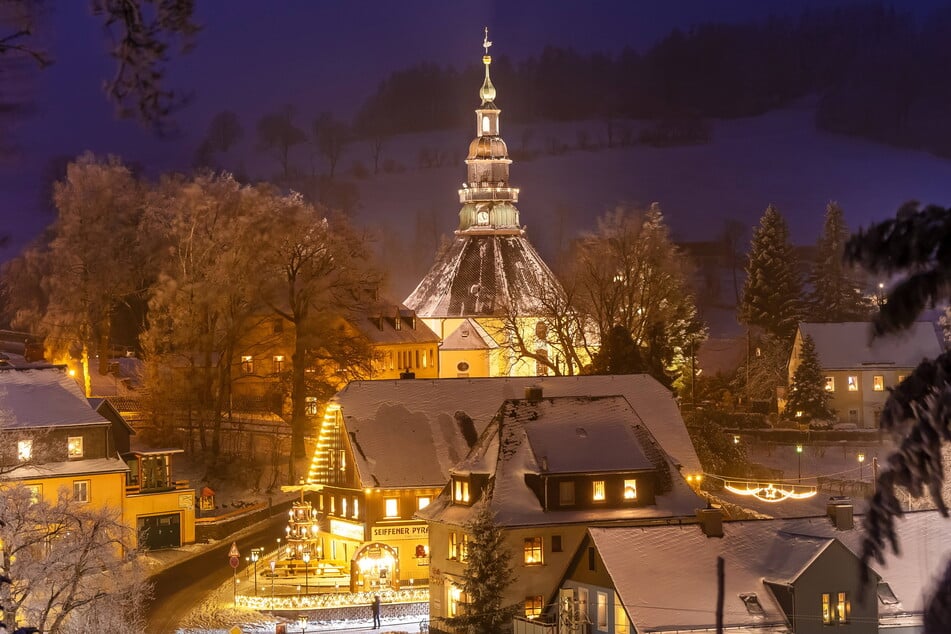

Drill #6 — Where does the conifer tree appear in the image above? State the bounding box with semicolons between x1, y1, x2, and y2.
450;491;518;634
807;202;871;322
845;201;951;632
739;205;803;340
783;334;835;423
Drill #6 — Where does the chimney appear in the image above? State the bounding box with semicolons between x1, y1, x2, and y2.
525;386;543;402
827;497;854;530
696;505;724;538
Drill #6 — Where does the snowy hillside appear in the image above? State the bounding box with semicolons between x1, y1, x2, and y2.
349;101;951;301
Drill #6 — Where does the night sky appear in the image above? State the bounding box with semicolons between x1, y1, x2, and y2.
2;0;950;262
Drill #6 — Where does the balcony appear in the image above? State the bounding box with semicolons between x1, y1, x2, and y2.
458;186;519;204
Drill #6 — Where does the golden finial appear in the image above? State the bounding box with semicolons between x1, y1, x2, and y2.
480;27;496;103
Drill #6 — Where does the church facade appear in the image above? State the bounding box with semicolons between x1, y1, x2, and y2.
404;36;572;378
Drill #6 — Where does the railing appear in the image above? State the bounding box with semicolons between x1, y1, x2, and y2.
513;615;558;634
458;186;519;203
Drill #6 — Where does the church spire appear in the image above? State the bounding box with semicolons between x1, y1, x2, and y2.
457;29;521;235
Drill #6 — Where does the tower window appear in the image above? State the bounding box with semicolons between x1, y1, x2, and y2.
482;115;490;133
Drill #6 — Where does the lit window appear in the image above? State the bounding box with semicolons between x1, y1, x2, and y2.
824;376;835;392
525;596;543;619
273;355;284;373
873;375;884;391
384;497;399;518
847;375;858;391
73;480;89;503
461;534;469;562
449;583;465;617
623;479;637;500
454;479;470;504
482;115;490;133
897;374;907;384
615;601;631;634
330;496;335;514
422;351;428;368
449;532;458;560
837;592;850;624
18;439;32;461
352;498;359;518
305;396;318;416
795;410;804;418
597;592;608;630
559;481;576;506
524;537;543;565
341;498;348;517
67;436;83;458
241;355;253;374
26;484;42;504
338;449;346;471
593;480;605;501
822;593;833;624
417;496;431;510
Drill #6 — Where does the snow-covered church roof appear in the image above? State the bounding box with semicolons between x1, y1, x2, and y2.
329;374;700;490
404;233;563;318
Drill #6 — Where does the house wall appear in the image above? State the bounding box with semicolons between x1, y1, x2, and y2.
14;470;126;510
371;343;439;379
123;488;197;547
428;520;589;622
788;540;878;634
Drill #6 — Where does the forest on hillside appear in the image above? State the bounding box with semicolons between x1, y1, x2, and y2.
353;3;951;158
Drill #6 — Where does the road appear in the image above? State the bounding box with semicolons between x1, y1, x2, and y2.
146;514;288;634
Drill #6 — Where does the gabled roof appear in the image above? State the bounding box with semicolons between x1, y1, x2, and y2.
349;302;441;345
404;234;563;318
0;367;110;429
88;397;136;436
798;321;942;369
325;375;701;491
440;318;497;351
420;395;701;527
586;511;950;632
6;457;129;480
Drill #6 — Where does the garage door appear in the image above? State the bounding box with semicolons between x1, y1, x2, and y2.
138;513;181;550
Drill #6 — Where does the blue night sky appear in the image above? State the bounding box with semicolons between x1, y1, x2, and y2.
1;0;948;261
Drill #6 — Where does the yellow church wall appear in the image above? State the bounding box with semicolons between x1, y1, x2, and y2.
440;348;491;378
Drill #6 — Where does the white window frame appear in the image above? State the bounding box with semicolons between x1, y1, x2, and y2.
73;479;89;503
384;497;399;518
68;436;84;458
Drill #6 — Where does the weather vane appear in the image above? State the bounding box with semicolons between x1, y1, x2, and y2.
483;27;492;55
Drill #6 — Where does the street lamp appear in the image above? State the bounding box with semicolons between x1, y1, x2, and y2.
270;560;276;596
251;548;260;596
302;552;311;595
858;452;866;482
796;444;803;483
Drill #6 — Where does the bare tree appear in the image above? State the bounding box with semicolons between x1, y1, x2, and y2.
256;105;305;182
0;485;149;633
255;194;379;474
193;109;243;168
311;112;350;180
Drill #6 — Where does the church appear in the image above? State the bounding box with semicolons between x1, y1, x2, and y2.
404;33;569;378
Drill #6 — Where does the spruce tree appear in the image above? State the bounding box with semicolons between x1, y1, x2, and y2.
806;202;871;322
450;491;518;634
845;201;951;632
783;334;835;423
739;205;803;340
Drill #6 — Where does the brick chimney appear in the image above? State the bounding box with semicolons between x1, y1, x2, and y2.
696;505;724;538
827;497;854;530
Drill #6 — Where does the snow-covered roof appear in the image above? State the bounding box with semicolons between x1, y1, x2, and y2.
799;322;942;369
349;302;441;345
0;367;111;429
421;395;702;527
404;234;563;318
330;375;701;491
587;510;951;632
4;457;129;480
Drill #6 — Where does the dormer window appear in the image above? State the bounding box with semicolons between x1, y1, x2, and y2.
623;479;637;500
592;480;606;502
18;439;32;462
68;436;84;459
454;478;471;504
740;593;765;616
559;481;576;506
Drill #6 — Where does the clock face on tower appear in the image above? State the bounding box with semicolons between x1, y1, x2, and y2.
476;210;489;225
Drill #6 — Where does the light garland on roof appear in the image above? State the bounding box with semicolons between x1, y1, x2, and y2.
723;481;817;503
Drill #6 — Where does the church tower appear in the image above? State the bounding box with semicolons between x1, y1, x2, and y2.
404;31;565;378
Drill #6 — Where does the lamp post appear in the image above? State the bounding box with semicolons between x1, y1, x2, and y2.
251;548;260;596
858;452;866;482
302;552;311;595
270;560;276;596
796;444;803;483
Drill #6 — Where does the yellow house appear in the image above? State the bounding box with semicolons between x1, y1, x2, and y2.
404;37;585;378
788;322;942;428
0;366;195;549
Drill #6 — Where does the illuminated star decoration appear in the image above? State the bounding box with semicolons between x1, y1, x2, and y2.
724;481;817;503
